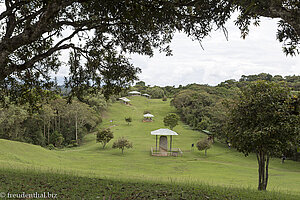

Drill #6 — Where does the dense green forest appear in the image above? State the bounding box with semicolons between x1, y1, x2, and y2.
0;94;107;147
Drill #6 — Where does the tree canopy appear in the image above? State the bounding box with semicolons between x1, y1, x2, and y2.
96;128;114;149
112;137;133;154
163;113;179;130
1;0;299;104
226;81;300;190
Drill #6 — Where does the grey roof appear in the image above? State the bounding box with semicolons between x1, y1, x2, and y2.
151;128;178;136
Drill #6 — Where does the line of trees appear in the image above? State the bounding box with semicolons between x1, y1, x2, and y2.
0;94;107;147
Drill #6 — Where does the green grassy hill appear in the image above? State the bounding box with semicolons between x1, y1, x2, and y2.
1;96;300;198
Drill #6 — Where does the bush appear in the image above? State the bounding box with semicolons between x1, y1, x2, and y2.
125;117;132;125
196;139;212;156
70;140;78;147
72;143;79;147
112;137;133;154
96;128;114;149
162;96;167;101
48;144;55;150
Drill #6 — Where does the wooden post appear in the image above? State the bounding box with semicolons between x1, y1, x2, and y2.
156;135;157;151
170;135;172;152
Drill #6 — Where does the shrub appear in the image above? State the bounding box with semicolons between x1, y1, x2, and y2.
48;144;55;150
112;137;133;154
196;139;212;156
96;128;114;149
125;117;132;125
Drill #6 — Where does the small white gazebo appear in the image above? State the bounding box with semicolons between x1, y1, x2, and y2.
128;91;141;96
143;113;154;122
119;97;131;104
142;93;151;98
150;129;182;156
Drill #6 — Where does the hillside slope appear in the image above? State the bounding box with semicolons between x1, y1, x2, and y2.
0;96;300;195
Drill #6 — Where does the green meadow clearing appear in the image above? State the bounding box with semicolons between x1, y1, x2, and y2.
1;96;300;199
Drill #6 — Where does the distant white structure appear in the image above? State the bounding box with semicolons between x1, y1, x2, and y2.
143;113;154;122
142;93;151;98
128;91;141;96
119;97;131;104
143;113;154;118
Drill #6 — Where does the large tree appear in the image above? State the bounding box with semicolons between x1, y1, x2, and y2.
226;81;300;191
1;0;299;103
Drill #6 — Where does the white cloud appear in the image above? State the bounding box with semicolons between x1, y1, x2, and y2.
131;17;300;86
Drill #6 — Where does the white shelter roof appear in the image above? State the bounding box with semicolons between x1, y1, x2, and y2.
144;114;154;118
119;97;131;102
128;91;141;94
142;93;150;97
151;129;178;136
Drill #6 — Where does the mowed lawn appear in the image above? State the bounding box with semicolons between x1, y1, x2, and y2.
1;96;300;195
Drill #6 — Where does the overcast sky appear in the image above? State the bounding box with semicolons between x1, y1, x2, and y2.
128;17;300;87
54;16;300;87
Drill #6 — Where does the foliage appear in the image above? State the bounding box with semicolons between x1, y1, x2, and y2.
146;87;165;99
163;113;179;130
197;117;210;130
0;96;103;147
1;1;300;105
96;128;114;149
0;104;28;140
0;0;233;104
112;137;133;154
47;144;55;150
125;117;132;125
50;131;64;147
85;94;107;113
226;81;300;190
162;96;168;101
171;86;236;140
218;73;300;92
196;139;212;156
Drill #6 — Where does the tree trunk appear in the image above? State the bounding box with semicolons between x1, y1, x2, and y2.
54;115;57;132
47;122;50;144
122;148;124;154
58;116;60;132
256;151;269;190
43;121;46;138
205;149;207;156
75;112;78;142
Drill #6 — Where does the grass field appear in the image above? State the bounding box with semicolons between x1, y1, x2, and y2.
1;96;300;199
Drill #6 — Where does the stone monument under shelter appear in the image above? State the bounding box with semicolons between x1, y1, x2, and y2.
150;128;182;156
